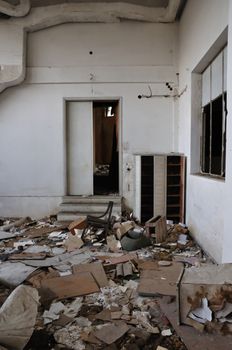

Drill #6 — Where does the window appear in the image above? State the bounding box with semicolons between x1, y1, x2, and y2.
201;47;227;177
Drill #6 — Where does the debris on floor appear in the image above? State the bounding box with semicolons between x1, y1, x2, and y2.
0;214;229;350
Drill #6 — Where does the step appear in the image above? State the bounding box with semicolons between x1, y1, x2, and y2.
59;202;121;213
57;211;103;222
57;195;122;222
61;195;121;205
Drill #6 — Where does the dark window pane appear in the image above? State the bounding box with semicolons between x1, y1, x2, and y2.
222;92;227;176
202;104;210;173
211;95;223;175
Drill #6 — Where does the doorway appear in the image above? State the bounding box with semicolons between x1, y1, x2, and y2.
66;100;119;196
93;101;119;195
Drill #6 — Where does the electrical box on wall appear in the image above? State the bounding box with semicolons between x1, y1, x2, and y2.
134;153;186;224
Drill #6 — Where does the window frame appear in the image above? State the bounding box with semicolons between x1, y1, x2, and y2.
200;47;227;179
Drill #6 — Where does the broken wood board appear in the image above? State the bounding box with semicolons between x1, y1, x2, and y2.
97;253;137;265
72;262;108;288
27;268;60;288
137;261;184;297
68;217;87;234
25;225;67;238
9;252;47;260
94;322;129;344
145;215;167;243
40;272;100;301
159;297;232;350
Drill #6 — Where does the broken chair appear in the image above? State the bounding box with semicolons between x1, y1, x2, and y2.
81;201;115;242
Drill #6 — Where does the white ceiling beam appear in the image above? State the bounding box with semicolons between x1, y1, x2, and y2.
0;0;31;17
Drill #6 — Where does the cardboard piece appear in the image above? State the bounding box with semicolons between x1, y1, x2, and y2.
94;322;129;344
65;232;84;252
27;268;60;288
40;272;100;301
138;261;183;297
72;262;108;288
115;221;135;240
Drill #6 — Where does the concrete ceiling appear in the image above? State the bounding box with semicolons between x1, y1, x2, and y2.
0;0;187;20
5;0;169;7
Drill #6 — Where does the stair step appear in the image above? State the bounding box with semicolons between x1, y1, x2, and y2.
59;203;121;213
61;196;121;204
57;196;122;222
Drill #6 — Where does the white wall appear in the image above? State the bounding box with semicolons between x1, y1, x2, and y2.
0;22;178;218
222;1;232;263
178;0;229;262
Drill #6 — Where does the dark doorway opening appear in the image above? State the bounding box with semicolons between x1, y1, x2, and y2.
93;101;119;195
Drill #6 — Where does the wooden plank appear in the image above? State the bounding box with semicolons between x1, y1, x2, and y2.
9;252;47;260
138;262;183;297
72;262;108;288
97;253;137;265
25;225;67;238
40;272;99;301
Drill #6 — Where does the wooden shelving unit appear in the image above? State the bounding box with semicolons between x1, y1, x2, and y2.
166;155;185;223
135;154;186;224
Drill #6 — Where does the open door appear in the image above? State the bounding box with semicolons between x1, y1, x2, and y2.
67;101;93;195
93;101;119;195
66;100;119;196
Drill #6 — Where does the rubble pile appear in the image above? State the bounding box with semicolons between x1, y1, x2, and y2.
0;213;215;350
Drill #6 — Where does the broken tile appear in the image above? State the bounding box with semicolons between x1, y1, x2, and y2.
95;309;112;321
94;322;129;344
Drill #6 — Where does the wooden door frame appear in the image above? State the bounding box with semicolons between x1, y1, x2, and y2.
63;97;122;196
